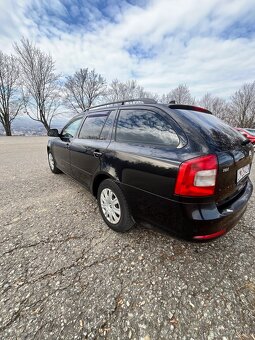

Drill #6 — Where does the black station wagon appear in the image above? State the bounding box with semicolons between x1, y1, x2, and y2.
47;99;253;240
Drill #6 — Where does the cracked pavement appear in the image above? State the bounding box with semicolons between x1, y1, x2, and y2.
0;136;254;340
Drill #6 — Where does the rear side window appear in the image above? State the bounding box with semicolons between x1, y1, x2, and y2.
116;109;179;147
79;114;108;139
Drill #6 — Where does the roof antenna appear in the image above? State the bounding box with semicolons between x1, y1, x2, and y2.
169;100;176;104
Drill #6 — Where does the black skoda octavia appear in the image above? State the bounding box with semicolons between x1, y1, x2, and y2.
47;99;253;240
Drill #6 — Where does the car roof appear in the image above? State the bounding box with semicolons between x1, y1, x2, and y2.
85;98;212;114
87;103;164;114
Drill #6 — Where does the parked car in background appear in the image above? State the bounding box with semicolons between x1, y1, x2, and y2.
47;99;253;241
236;128;255;145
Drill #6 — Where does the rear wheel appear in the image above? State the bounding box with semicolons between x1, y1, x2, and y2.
97;179;135;232
48;152;62;174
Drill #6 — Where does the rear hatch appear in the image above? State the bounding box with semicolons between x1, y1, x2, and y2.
172;109;254;203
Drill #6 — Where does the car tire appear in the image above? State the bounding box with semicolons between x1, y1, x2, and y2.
48;152;62;174
97;179;135;232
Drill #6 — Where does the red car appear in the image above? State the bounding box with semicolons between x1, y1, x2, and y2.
236;128;255;145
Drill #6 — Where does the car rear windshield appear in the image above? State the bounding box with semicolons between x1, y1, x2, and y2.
174;109;247;150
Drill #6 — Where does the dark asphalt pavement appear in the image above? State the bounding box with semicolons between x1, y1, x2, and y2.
0;137;254;339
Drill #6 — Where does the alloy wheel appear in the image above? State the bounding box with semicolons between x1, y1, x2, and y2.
100;188;121;224
48;153;55;171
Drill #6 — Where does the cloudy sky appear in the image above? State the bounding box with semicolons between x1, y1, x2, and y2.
0;0;254;98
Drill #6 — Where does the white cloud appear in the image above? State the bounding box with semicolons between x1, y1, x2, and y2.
0;0;255;98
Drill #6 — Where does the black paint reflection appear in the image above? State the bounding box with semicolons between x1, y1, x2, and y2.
116;109;179;146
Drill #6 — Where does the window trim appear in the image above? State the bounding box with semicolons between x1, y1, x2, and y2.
114;108;180;148
99;110;117;141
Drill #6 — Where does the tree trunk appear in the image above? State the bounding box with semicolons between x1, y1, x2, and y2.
40;109;50;132
4;120;12;136
43;121;50;132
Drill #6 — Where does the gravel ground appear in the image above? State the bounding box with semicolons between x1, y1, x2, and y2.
0;136;254;340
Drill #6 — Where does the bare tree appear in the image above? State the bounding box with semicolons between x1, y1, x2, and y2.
162;84;195;105
64;68;106;113
107;79;154;102
14;38;61;131
198;93;234;124
0;51;23;135
228;81;255;128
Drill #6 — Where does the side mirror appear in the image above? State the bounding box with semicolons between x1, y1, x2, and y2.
48;128;59;137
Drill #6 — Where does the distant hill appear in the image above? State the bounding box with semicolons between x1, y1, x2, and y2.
0;115;71;136
13;116;70;129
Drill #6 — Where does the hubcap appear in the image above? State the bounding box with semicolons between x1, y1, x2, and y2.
48;153;55;170
100;188;121;224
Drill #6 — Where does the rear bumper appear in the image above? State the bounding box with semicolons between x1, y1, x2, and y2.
182;179;253;240
120;178;253;241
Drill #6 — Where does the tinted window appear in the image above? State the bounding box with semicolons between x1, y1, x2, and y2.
175;109;247;149
79;114;108;139
100;110;116;140
116;109;179;146
62;117;82;138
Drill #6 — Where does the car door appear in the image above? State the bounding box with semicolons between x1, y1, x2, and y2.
70;110;116;188
52;117;83;175
105;107;184;230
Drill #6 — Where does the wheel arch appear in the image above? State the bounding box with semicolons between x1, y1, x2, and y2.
92;172;117;197
47;140;53;154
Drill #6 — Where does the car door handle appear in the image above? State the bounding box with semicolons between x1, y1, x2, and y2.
93;150;102;158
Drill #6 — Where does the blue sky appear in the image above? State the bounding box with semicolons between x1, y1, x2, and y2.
0;0;255;98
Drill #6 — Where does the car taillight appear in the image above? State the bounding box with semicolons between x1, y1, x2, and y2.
174;154;218;196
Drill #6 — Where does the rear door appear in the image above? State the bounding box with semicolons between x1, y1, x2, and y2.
105;107;184;228
70;110;116;187
110;107;183;196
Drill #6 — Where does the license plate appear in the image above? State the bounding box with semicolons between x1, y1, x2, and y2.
237;164;250;183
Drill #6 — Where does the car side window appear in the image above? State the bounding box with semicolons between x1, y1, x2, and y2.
116;109;179;147
79;114;108;140
62;117;83;139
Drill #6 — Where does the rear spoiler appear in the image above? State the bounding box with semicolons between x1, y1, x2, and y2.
169;104;212;114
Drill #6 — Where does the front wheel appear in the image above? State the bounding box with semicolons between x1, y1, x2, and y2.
48;152;62;174
97;179;135;232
